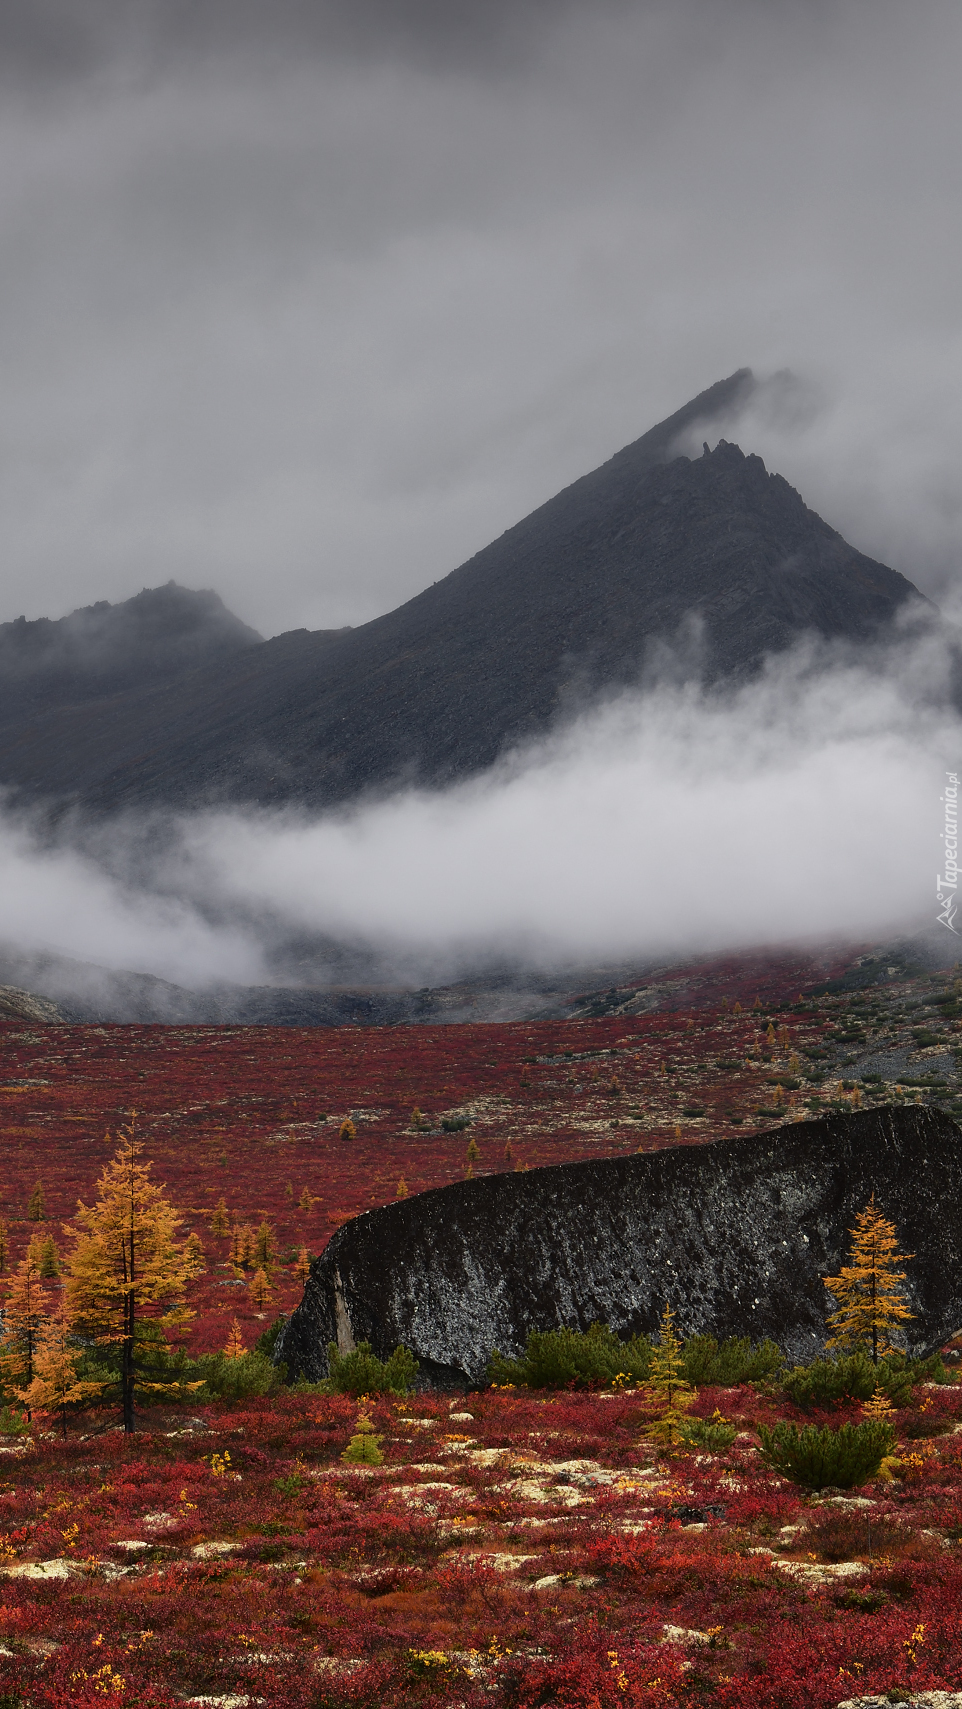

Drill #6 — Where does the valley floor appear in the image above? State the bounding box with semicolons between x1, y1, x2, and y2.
2;1382;962;1708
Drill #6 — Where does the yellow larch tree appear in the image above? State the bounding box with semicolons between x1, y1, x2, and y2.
254;1221;276;1271
642;1303;695;1450
16;1299;104;1437
224;1318;245;1359
63;1116;198;1433
823;1195;914;1365
0;1245;50;1410
209;1198;230;1236
248;1267;272;1311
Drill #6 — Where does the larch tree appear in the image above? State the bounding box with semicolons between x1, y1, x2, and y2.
224;1318;245;1359
0;1246;49;1410
16;1300;103;1437
63;1116;198;1432
184;1232;206;1275
33;1234;60;1278
232;1223;255;1270
294;1245;311;1282
643;1303;695;1450
209;1199;230;1236
254;1221;276;1270
26;1181;45;1222
823;1195;914;1364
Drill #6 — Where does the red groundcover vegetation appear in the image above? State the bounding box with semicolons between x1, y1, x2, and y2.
3;957;962;1706
0;975;904;1354
3;1383;962;1707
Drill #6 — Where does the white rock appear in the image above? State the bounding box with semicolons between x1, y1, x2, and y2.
837;1695;962;1709
192;1541;237;1559
3;1558;75;1580
531;1572;599;1591
777;1559;868;1583
465;1551;537;1572
186;1697;259;1708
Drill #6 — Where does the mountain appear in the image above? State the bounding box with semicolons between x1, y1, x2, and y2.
0;372;927;812
0;581;262;715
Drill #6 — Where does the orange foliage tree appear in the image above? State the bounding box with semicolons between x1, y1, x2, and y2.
0;1246;49;1411
823;1194;914;1365
63;1116;199;1432
16;1300;103;1437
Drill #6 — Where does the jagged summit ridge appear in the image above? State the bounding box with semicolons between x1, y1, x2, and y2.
0;376;926;810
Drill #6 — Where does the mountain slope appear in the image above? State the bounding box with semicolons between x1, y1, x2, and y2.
0;372;926;811
0;581;263;714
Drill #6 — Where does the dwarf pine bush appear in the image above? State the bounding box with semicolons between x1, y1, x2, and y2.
679;1411;738;1451
681;1334;784;1386
488;1323;653;1389
191;1350;282;1400
782;1349;945;1409
488;1324;786;1391
325;1340;417;1396
757;1418;896;1489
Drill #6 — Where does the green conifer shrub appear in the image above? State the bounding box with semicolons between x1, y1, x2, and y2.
488;1323;653;1390
679;1412;738;1451
324;1340;417;1396
757;1418;896;1489
782;1350;945;1409
190;1350;283;1400
681;1334;784;1386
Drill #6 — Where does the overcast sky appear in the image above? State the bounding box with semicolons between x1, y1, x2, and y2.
1;0;961;638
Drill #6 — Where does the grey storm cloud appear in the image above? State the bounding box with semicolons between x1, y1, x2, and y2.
0;2;960;987
0;0;959;641
0;0;609;83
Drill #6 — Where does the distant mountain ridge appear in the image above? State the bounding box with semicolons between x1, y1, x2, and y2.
0;581;262;713
0;371;928;811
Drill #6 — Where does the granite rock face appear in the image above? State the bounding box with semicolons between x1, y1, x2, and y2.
279;1107;962;1385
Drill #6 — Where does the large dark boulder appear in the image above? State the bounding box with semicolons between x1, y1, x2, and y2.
279;1107;962;1384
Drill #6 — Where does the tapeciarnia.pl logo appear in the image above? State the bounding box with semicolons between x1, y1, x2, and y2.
937;770;960;933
